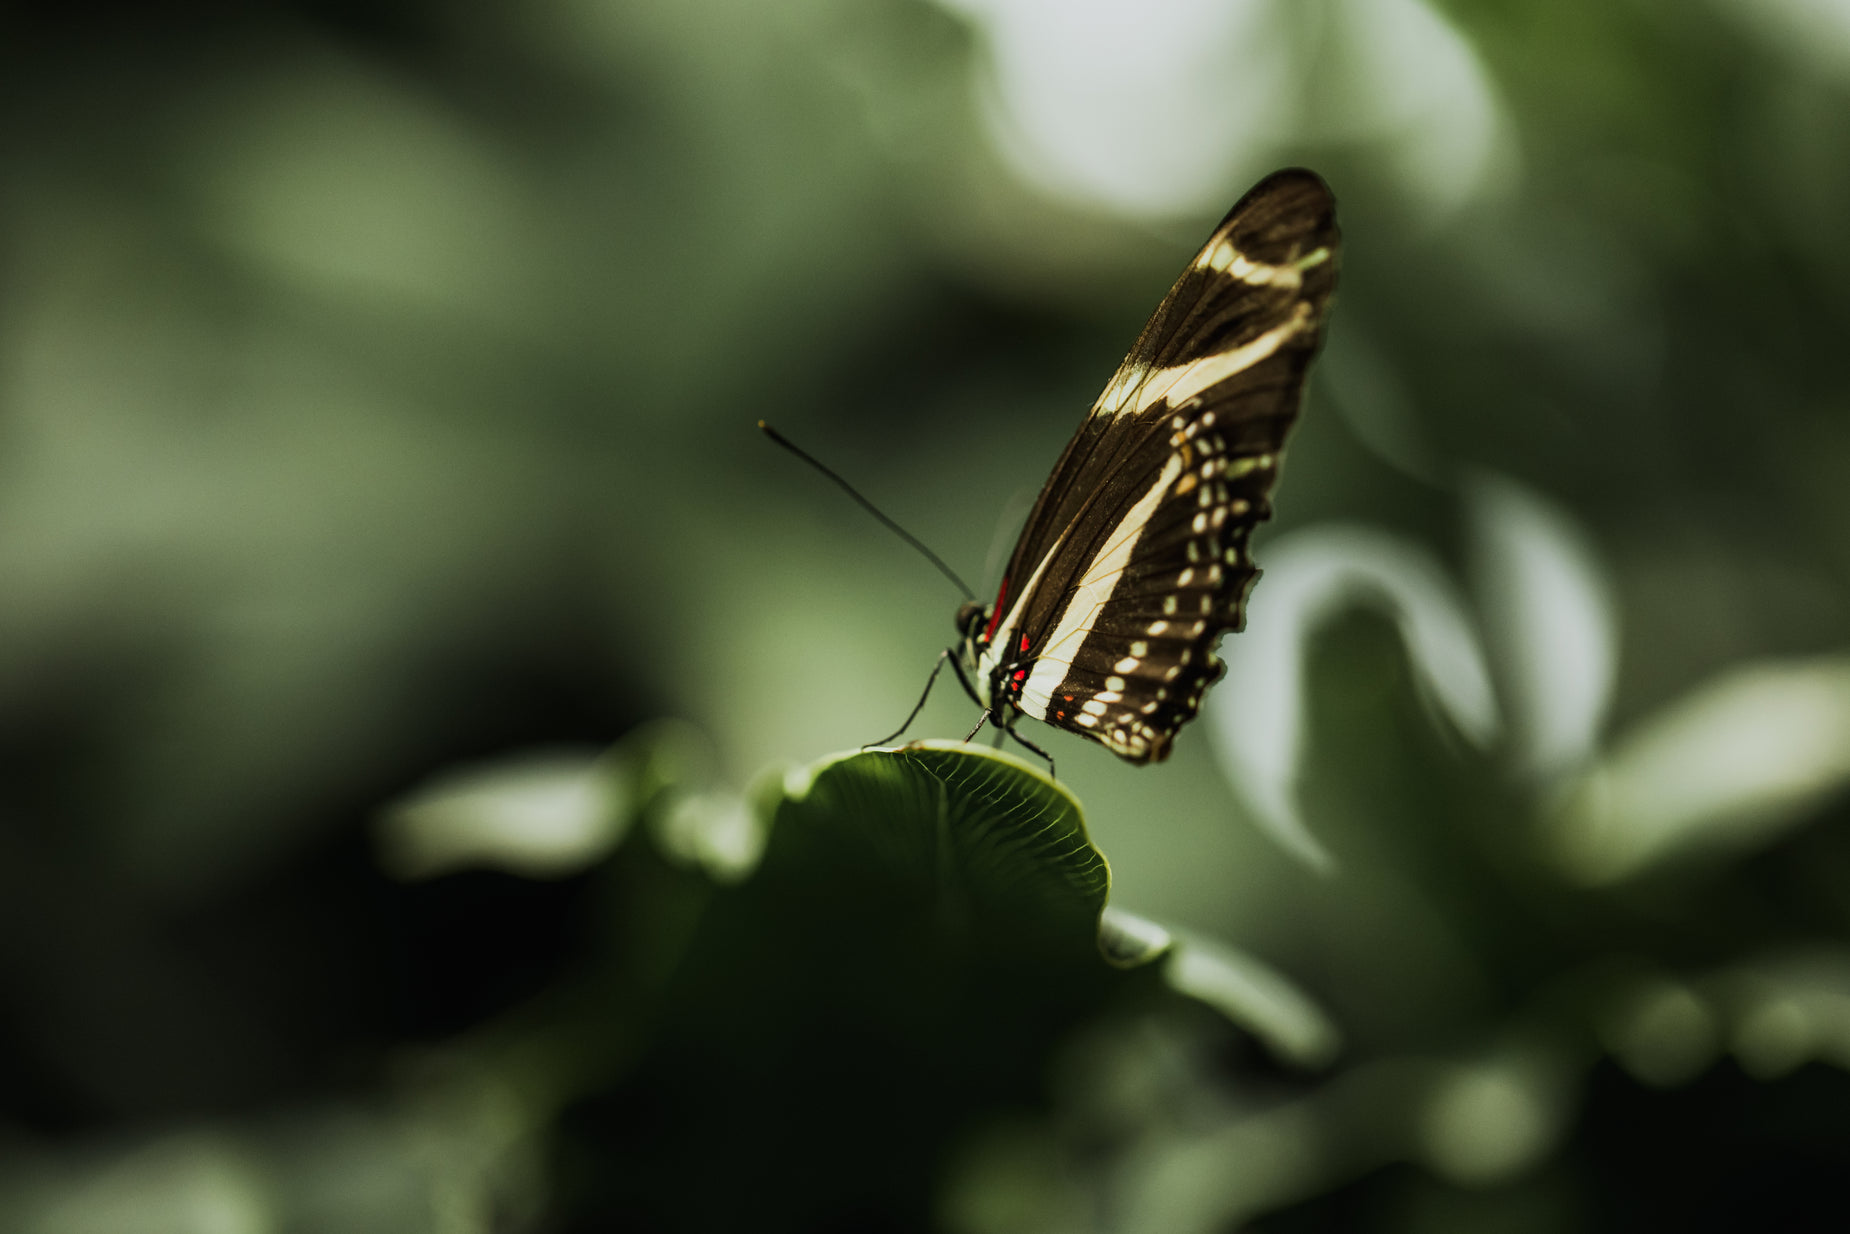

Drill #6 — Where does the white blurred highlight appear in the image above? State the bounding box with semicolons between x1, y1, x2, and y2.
1709;0;1850;83
377;752;628;880
1467;474;1618;786
941;0;1291;218
939;0;1508;221
1548;657;1850;885
1717;951;1850;1080
1599;974;1720;1088
27;1134;270;1234
1209;526;1499;871
655;790;765;882
1309;0;1512;219
1416;1052;1567;1185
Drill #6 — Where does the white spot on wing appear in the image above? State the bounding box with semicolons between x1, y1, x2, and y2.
1198;238;1320;285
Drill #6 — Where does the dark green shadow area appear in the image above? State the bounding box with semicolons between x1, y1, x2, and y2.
548;742;1149;1233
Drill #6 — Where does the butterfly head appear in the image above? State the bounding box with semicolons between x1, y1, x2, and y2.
953;600;997;708
955;600;985;642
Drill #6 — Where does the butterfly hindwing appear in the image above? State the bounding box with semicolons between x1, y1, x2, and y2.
978;169;1338;763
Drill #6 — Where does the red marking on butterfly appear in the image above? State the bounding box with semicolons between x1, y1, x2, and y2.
981;577;1010;644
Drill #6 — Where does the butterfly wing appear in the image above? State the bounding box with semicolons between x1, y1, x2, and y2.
986;168;1339;763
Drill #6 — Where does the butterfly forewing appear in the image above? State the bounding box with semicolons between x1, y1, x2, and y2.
980;169;1339;763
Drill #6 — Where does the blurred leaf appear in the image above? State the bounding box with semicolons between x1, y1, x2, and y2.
0;1069;544;1234
1467;472;1619;785
1712;949;1850;1080
1097;906;1174;967
9;1134;270;1234
1208;525;1500;871
1163;931;1342;1069
1099;908;1340;1067
1413;1048;1576;1187
637;719;769;882
656;789;767;883
377;749;632;881
1546;655;1850;884
375;719;751;882
941;0;1509;223
1597;971;1722;1088
1300;0;1515;221
1708;0;1850;84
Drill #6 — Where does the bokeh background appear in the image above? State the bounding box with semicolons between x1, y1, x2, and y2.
6;0;1850;1229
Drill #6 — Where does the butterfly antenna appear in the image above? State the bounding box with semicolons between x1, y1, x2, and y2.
758;420;975;602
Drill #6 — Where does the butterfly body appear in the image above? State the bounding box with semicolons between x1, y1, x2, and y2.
952;169;1339;765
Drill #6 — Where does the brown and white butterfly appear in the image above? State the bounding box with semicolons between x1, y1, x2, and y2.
935;169;1339;768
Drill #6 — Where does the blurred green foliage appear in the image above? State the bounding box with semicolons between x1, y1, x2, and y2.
4;0;1850;1230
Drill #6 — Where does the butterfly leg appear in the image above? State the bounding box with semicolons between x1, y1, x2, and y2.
1001;719;1056;780
864;648;953;749
963;710;991;743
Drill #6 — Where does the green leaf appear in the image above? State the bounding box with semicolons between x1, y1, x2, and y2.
769;740;1111;943
765;744;1336;1067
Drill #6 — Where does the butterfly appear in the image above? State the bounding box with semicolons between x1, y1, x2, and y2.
917;168;1339;770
